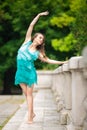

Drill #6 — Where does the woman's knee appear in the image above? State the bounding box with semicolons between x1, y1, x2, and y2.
20;83;27;95
27;85;34;96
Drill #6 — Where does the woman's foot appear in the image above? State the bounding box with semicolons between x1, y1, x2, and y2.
27;113;36;124
27;120;33;124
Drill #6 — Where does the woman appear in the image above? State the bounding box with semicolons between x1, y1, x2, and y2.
15;11;67;124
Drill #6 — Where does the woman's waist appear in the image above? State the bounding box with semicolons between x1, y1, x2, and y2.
17;58;34;68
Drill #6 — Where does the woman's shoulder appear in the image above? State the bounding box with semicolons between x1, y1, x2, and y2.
23;40;32;45
18;40;32;51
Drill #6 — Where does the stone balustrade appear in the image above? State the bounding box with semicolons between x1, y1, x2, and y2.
36;55;87;130
52;56;87;130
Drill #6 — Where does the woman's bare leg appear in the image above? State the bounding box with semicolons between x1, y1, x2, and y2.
20;83;27;97
26;85;35;123
19;83;35;123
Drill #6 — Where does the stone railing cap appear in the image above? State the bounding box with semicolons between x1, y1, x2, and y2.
62;63;69;72
78;57;84;68
58;66;62;73
69;56;82;69
37;70;53;75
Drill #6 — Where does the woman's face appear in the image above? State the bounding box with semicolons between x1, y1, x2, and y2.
34;34;44;45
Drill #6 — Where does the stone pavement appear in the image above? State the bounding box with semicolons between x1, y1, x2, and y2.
2;89;66;130
0;95;25;129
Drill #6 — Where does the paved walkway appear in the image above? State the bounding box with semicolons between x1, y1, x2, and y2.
2;89;66;130
0;95;25;129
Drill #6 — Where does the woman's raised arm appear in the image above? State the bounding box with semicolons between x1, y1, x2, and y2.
24;11;49;43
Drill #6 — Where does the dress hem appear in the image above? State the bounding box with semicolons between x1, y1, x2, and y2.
15;81;37;87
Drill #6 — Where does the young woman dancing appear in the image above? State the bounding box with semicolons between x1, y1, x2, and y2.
15;11;67;124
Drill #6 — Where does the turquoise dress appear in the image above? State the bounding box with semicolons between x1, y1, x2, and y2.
15;41;39;87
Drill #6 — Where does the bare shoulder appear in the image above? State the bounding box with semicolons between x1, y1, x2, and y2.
23;38;31;44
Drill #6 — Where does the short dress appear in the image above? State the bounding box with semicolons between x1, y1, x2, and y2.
15;41;40;87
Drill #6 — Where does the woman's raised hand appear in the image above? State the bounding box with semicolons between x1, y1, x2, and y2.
39;11;49;16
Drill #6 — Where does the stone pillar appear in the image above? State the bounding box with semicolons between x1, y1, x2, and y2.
69;56;86;130
57;66;64;99
51;70;55;92
52;69;58;95
56;66;65;112
82;46;87;130
60;63;72;125
62;63;72;110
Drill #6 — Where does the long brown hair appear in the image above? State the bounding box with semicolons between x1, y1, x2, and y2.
32;33;46;58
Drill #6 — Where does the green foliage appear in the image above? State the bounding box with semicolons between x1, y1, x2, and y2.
69;0;86;12
70;0;87;54
50;0;87;55
50;13;75;28
51;33;77;52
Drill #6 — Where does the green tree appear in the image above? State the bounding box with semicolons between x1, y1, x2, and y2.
50;0;87;55
70;0;87;55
